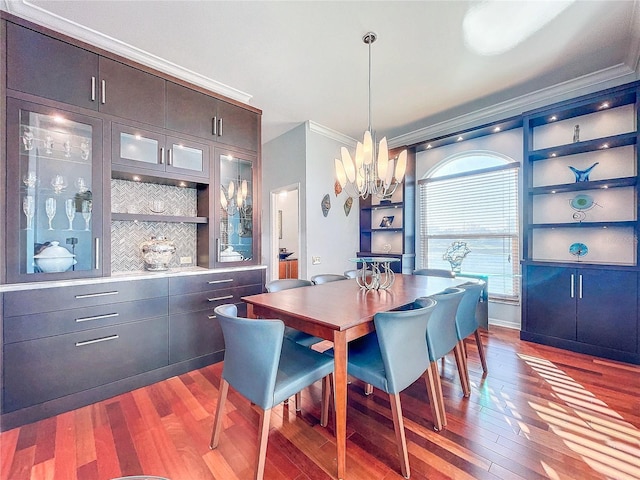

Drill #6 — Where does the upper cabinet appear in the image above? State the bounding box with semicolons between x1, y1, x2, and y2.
522;83;639;266
166;82;259;152
6;22;166;127
5;98;105;283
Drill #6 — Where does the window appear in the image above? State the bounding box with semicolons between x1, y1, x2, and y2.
419;151;520;302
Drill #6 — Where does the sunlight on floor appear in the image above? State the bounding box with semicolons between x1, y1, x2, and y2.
517;353;640;480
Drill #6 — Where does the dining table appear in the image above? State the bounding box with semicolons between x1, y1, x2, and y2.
242;273;465;479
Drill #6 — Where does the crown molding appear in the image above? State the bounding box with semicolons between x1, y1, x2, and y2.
307;121;357;147
627;0;640;73
1;0;253;104
389;63;637;148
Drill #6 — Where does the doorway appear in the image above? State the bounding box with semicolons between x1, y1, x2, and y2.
271;184;301;281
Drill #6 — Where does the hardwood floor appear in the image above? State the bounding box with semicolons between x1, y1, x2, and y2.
1;326;639;480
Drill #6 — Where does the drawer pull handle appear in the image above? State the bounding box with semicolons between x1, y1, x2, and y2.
76;313;119;323
208;314;217;320
207;279;233;285
91;76;96;101
212;116;217;136
208;295;234;302
75;334;119;347
75;291;119;299
101;79;106;104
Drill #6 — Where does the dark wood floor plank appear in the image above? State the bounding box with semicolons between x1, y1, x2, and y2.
2;326;639;480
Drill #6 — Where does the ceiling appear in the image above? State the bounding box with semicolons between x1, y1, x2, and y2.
3;1;640;147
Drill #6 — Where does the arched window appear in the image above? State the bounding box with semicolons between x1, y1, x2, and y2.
419;151;520;302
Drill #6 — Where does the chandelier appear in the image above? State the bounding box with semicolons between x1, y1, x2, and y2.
334;32;407;200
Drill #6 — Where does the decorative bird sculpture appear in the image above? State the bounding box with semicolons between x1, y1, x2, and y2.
569;162;599;182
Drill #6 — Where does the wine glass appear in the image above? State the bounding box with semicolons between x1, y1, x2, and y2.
22;129;34;151
45;135;54;155
82;200;92;231
45;198;57;230
80;140;90;161
65;198;76;230
51;175;67;194
22;171;38;189
22;196;35;230
63;140;72;158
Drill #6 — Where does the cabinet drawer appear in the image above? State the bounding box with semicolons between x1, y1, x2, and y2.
3;278;169;316
169;284;262;314
169;310;225;364
4;297;168;344
168;269;264;295
3;316;169;413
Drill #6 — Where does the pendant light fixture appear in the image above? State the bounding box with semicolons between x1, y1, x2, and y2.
334;32;407;200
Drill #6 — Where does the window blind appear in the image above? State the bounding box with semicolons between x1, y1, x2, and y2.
419;162;520;302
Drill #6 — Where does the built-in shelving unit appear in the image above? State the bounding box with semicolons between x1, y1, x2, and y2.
521;81;639;364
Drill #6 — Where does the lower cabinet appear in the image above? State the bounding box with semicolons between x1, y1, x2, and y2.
278;259;298;279
522;264;639;362
1;267;266;429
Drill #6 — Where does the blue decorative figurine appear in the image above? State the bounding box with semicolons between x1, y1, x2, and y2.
569;162;599;182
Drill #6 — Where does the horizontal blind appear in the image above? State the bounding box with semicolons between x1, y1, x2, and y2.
419;163;520;302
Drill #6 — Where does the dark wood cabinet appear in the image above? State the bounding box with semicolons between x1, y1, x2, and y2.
98;57;166;127
6;23;166;128
6;21;99;110
111;123;210;180
523;265;638;359
166;82;259;152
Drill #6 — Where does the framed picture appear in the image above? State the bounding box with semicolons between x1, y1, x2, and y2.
380;215;394;228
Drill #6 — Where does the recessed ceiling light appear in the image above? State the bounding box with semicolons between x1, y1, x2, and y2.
602;185;609;189
599;102;610;109
550;153;557;157
551;190;556;194
426;144;432;149
457;136;464;142
493;127;501;132
550;116;557;121
601;143;609;149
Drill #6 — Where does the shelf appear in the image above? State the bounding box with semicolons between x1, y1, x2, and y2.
363;201;404;210
364;228;404;233
111;213;208;224
528;132;637;161
529;177;637;195
529;221;636;229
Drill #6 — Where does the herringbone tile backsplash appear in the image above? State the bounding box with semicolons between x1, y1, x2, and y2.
111;179;198;272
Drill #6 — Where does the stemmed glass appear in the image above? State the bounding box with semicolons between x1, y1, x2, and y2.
51;175;67;194
22;196;35;230
65;198;76;230
82;200;92;231
45;198;57;230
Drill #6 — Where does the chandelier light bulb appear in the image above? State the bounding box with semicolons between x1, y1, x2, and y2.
220;189;228;209
241;179;248;198
335;158;347;187
354;142;364;170
363;131;373;165
341;147;356;183
237;190;243;208
377;137;389;181
395;149;407;183
228;180;235;198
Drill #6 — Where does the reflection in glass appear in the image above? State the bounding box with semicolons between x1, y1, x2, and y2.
82;200;92;231
45;135;54;155
22;129;34;151
80;140;90;160
75;177;89;193
23;196;35;230
45;197;57;230
65;198;76;230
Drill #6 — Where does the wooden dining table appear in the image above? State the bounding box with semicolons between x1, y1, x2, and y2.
242;273;464;479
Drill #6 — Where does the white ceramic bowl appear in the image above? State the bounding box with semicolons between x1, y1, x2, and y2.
33;241;77;273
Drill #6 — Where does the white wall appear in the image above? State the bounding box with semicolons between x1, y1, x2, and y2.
261;124;306;280
261;121;359;281
304;122;360;278
416;128;523;329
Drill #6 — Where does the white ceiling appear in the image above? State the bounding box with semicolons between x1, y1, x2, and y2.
3;0;640;146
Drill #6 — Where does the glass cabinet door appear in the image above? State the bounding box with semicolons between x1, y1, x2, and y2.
6;99;103;282
217;151;256;265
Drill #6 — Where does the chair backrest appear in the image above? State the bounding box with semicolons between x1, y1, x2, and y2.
311;274;349;285
420;288;465;361
413;268;455;278
343;269;359;279
214;304;284;409
265;278;313;292
452;280;486;340
374;298;437;394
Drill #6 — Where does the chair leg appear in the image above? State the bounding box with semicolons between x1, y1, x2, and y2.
454;342;471;398
295;392;302;412
389;393;410;479
474;330;488;374
424;362;447;431
364;383;374;395
321;375;331;427
255;408;272;480
210;378;229;449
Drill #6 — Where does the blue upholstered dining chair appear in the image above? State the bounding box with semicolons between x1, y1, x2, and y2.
451;280;488;374
210;304;334;480
327;298;437;478
413;268;455;278
419;287;470;431
311;273;349;284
